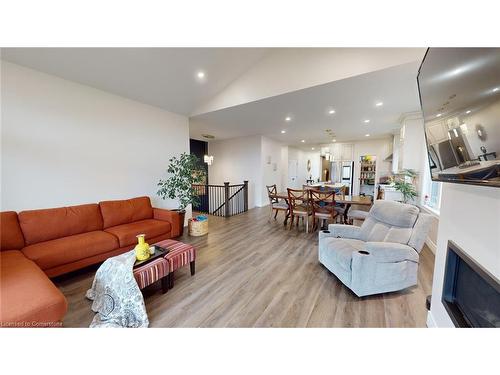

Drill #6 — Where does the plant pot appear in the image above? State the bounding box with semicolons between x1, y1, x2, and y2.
172;209;186;237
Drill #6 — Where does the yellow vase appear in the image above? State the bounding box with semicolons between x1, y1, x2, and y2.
134;234;150;261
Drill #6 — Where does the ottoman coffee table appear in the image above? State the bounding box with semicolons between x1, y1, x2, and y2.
133;247;170;294
154;239;196;289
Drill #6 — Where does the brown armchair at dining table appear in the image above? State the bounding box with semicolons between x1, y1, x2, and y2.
333;185;348;223
310;189;338;231
287;188;312;233
266;184;289;221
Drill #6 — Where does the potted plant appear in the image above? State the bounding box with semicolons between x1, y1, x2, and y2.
157;153;206;236
393;169;418;204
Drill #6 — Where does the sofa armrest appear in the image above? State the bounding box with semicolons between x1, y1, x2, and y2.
327;224;361;239
153;208;181;237
363;242;419;263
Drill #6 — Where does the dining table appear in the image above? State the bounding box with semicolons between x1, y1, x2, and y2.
271;192;373;226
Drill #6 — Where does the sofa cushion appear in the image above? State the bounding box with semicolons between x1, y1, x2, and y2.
359;217;414;245
0;250;67;325
22;231;119;271
322;237;365;272
366;200;419;228
99;196;153;229
359;201;418;245
19;204;104;245
105;219;171;247
0;211;25;251
408;213;433;253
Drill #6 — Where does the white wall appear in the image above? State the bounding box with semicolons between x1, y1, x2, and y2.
1;61;189;212
208;135;288;208
287;147;321;188
208;135;262;209
401;116;426;171
261;136;286;205
427;183;500;327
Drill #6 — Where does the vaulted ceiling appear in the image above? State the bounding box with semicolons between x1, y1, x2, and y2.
190;61;422;147
1;48;270;115
1;47;427;146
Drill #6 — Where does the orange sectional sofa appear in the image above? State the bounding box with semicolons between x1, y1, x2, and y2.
0;196;180;327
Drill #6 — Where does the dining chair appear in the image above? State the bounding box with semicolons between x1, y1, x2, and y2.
376;185;384;200
266;184;288;221
287;188;312;233
333;186;347;223
309;189;338;231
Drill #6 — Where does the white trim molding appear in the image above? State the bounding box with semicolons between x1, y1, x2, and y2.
425;237;437;254
426;311;437;328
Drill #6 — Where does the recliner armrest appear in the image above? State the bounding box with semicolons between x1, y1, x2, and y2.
153;208;181;237
327;224;361;239
363;242;419;263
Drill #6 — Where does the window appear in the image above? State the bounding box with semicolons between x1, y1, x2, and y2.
421;159;442;213
424;180;442;211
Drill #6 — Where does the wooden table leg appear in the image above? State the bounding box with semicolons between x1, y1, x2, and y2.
344;204;351;224
169;272;174;288
161;276;169;294
283;199;290;226
190;260;196;276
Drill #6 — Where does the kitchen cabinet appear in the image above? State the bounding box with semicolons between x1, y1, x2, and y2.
341;144;354;161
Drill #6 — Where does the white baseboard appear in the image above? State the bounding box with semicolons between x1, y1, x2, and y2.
425;237;437;254
426;311;437;328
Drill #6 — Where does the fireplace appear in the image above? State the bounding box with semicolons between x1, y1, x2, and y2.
442;241;500;328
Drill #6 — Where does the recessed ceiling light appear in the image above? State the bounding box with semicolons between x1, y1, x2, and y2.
436;113;442;117
364;119;370;123
328;109;336;114
493;87;499;92
301;140;305;143
332;139;336;143
466;110;471;114
375;102;383;107
196;71;205;79
281;130;286;134
285;116;291;122
451;67;465;76
311;147;315;150
365;134;370;137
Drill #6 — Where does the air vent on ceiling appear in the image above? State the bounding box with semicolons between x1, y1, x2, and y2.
202;134;215;139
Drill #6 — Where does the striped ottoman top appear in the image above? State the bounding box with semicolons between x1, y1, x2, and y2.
133;257;169;290
154;239;196;273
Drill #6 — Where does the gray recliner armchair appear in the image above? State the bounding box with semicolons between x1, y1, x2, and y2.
318;200;432;297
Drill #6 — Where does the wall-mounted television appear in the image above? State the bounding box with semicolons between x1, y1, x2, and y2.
417;48;500;187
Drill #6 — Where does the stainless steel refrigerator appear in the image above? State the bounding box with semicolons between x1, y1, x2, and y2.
330;161;354;194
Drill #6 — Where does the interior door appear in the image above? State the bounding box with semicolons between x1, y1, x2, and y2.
288;159;298;188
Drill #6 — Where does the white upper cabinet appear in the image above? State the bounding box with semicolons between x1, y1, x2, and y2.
330;143;353;161
426;120;448;145
341;144;354;161
332;143;342;161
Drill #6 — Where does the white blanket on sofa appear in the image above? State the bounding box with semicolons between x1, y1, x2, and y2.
86;250;149;328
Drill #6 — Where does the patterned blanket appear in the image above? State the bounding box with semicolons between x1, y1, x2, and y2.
86;250;149;328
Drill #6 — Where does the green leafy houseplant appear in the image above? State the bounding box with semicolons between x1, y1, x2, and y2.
157;153;206;210
393;169;418;204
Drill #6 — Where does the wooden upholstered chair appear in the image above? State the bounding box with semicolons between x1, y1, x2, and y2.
266;184;288;220
376;185;384;200
309;189;338;231
287;188;312;233
333;186;348;223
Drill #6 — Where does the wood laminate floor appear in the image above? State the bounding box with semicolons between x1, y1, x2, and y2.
56;206;435;327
